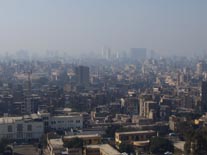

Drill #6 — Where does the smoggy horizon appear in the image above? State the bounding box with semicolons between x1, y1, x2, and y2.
0;0;206;56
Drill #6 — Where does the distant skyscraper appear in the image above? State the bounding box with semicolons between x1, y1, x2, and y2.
23;70;32;114
102;47;112;60
201;81;207;112
129;48;147;61
196;62;203;75
75;66;90;87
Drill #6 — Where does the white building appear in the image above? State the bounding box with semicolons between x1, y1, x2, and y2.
0;114;44;140
38;112;83;131
0;112;83;141
50;115;83;130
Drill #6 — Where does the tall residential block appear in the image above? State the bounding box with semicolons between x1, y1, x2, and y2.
75;66;90;87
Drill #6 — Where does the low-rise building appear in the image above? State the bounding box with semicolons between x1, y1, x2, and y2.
132;115;153;125
0;114;44;140
115;130;156;147
0;112;83;141
48;138;83;155
84;144;121;155
63;134;101;146
169;115;186;132
48;138;67;155
38;111;83;131
50;115;83;130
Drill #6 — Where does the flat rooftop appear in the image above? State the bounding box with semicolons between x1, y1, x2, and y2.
0;117;22;124
0;114;41;124
49;138;64;149
116;130;156;135
52;115;81;118
64;134;101;139
86;144;120;155
13;145;39;155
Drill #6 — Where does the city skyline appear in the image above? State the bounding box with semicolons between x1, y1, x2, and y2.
0;0;206;56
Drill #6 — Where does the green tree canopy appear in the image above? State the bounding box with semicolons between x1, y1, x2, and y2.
184;127;207;155
0;138;11;153
104;124;123;138
64;138;83;148
119;143;134;154
150;137;174;154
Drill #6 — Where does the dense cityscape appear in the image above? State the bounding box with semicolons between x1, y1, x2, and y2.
0;49;206;155
1;1;207;155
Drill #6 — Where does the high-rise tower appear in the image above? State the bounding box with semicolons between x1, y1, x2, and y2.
23;70;32;114
75;66;90;87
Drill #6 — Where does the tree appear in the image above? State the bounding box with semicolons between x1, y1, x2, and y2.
184;127;207;155
177;121;192;137
150;137;174;154
104;124;122;138
184;140;191;155
64;138;83;148
119;143;134;154
183;128;195;155
40;134;48;148
0;138;11;153
194;128;207;154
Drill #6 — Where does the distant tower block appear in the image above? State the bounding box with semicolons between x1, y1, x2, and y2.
196;62;203;75
75;66;90;87
24;70;32;114
102;47;112;60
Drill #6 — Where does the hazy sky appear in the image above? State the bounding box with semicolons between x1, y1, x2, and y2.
0;0;206;56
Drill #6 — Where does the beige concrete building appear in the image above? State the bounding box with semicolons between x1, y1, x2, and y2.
63;134;101;146
115;130;156;147
84;144;121;155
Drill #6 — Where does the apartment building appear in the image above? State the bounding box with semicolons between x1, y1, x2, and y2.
50;115;83;130
84;144;121;155
63;134;101;146
38;112;83;131
0;114;44;140
0;112;83;141
115;130;156;147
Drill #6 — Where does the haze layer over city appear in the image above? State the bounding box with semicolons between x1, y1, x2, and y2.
0;0;207;57
0;1;207;155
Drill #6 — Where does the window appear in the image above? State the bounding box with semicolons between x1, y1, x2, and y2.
17;132;23;139
43;117;48;120
7;134;13;139
89;139;92;144
76;120;80;123
44;122;49;127
8;125;12;132
135;136;139;141
27;124;32;131
121;136;128;141
51;121;56;124
17;124;23;132
26;133;32;138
